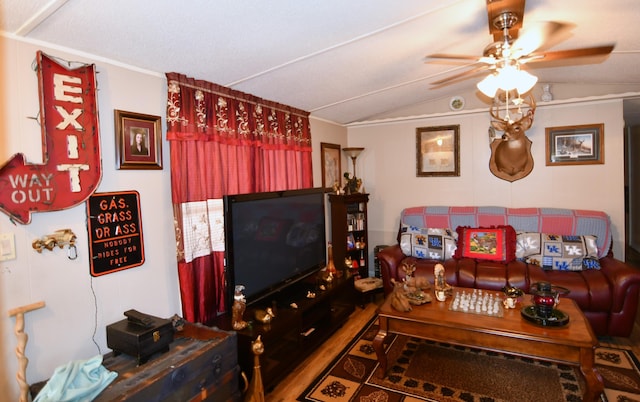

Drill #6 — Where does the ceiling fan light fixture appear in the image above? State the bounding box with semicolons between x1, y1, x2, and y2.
477;65;537;98
497;64;538;94
477;73;499;97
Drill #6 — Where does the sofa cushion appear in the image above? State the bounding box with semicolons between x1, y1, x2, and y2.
399;224;457;260
517;232;600;271
454;225;516;263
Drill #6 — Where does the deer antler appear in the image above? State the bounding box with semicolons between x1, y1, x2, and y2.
490;93;536;137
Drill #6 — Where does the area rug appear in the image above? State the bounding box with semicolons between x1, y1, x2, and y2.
297;318;640;402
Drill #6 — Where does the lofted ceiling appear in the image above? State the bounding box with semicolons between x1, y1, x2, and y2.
2;0;640;125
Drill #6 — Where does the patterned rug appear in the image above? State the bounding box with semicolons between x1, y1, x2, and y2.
297;318;640;402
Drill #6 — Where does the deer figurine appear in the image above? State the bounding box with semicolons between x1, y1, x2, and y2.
488;94;536;182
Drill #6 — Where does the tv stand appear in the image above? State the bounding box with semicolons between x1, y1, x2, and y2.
218;272;354;392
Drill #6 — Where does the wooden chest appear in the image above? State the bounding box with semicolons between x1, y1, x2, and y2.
96;323;241;402
106;313;174;365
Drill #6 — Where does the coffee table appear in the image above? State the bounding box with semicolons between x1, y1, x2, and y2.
373;287;604;402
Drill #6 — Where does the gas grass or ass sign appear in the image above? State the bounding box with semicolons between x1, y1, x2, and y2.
87;191;145;276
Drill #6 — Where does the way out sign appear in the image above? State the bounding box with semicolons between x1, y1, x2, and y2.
0;51;102;224
87;191;145;276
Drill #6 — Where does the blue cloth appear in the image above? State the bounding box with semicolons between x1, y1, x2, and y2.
34;355;117;402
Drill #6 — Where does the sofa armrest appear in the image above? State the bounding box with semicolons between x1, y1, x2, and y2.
598;256;640;336
378;245;405;295
599;256;640;312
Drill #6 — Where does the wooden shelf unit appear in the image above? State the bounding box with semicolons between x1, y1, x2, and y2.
329;193;370;279
217;272;355;392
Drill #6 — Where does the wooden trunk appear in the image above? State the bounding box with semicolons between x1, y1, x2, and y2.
97;323;240;401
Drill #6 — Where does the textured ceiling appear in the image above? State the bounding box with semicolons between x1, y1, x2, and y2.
2;0;640;125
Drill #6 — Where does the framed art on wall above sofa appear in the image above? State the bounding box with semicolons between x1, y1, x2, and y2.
545;123;604;166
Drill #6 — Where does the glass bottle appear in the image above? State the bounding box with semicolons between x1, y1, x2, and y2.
232;285;248;330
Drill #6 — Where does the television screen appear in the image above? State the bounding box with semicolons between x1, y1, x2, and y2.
224;188;327;306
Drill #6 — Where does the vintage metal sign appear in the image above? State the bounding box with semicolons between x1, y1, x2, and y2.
0;51;102;224
87;191;145;276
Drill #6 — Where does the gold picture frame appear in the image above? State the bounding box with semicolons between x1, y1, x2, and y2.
321;142;341;190
115;109;163;170
545;123;604;166
416;125;460;177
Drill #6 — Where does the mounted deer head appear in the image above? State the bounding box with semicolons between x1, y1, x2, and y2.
488;94;536;182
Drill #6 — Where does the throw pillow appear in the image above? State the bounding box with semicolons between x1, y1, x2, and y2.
454;225;517;263
399;224;457;260
517;232;600;271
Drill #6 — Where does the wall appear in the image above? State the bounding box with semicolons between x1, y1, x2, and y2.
628;125;640;251
348;100;626;261
0;37;178;398
0;36;348;400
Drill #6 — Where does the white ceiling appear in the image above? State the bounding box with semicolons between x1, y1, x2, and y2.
2;0;640;125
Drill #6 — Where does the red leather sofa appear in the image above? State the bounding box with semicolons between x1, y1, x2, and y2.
378;206;640;337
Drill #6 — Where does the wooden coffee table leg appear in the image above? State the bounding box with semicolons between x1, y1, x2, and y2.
372;319;388;378
580;347;604;402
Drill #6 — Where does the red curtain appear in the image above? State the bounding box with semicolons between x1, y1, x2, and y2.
165;72;313;325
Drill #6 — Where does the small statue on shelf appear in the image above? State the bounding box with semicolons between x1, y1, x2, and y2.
232;285;248;330
342;172;362;195
332;180;342;195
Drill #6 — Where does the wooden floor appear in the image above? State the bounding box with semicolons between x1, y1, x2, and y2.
267;291;640;401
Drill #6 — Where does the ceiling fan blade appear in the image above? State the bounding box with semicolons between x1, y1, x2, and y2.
524;44;614;63
511;21;571;58
426;53;480;61
430;64;491;86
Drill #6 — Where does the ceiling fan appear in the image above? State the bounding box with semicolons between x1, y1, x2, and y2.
427;0;615;91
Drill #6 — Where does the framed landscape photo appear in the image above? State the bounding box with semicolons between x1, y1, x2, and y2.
416;125;460;177
115;109;163;170
545;123;604;166
321;142;341;190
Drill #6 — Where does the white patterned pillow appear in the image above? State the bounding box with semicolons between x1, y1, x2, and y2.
516;232;600;271
399;224;457;260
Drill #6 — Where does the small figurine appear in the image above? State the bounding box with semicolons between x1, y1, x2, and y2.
232;285;248;330
401;262;417;284
254;309;272;324
434;263;452;301
502;286;523;309
390;279;412;312
342;172;362;194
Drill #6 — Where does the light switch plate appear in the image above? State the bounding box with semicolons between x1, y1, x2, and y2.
0;233;16;261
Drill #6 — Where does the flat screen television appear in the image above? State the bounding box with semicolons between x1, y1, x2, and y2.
223;188;327;307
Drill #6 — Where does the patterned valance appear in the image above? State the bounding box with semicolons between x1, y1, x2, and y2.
165;72;311;152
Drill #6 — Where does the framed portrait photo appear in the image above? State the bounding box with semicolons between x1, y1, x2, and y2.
545;123;604;166
320;142;341;190
416;125;460;177
115;109;163;170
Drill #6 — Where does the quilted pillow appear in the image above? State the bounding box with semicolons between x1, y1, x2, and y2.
516;232;600;271
399;224;457;260
454;225;517;263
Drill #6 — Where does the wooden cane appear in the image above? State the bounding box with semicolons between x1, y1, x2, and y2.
8;301;46;402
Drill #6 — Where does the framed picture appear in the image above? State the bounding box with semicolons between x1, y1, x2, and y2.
416;125;460;176
115;109;163;170
320;142;341;190
545;123;604;166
